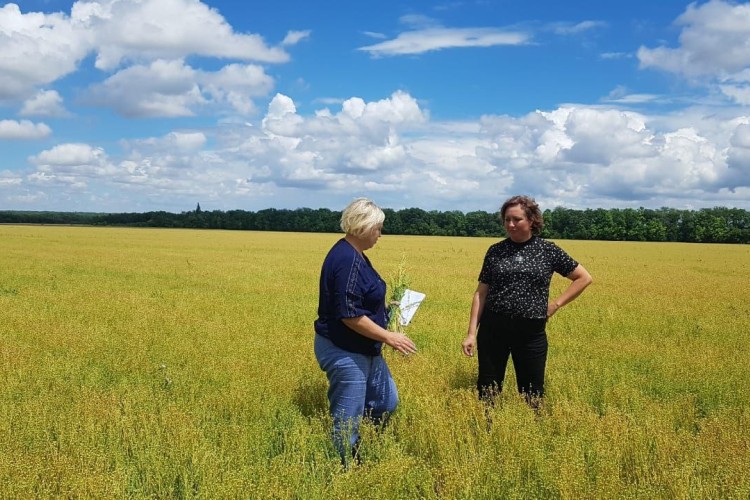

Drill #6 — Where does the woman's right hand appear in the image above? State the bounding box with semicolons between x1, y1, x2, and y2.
386;332;417;355
464;284;487;358
462;335;476;357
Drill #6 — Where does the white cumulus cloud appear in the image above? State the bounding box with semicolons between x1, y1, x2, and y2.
0;0;296;103
31;143;103;165
12;91;750;212
0;4;91;99
477;105;742;205
198;63;275;115
30;143;111;178
638;0;750;79
87;59;203;118
0;119;52;139
86;59;275;117
76;0;289;70
19;90;70;117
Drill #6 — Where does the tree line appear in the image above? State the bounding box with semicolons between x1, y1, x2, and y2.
1;205;749;243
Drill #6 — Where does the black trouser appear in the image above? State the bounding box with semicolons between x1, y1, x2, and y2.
476;310;548;401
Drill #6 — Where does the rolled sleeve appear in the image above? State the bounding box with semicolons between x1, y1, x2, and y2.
550;243;578;277
478;247;493;284
334;255;369;319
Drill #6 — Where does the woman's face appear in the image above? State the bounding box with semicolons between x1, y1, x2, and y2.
503;205;532;242
362;223;383;250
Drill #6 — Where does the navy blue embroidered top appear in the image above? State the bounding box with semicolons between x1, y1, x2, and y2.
314;238;387;356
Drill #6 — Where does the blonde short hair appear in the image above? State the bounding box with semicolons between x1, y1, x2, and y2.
340;198;385;237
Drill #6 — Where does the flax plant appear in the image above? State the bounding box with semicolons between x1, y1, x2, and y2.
386;255;410;333
1;227;749;499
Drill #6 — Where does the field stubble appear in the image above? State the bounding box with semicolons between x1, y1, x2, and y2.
0;226;748;499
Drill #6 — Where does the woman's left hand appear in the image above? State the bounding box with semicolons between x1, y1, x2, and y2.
548;264;593;318
546;301;560;318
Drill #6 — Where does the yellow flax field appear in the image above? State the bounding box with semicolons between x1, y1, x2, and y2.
0;225;749;499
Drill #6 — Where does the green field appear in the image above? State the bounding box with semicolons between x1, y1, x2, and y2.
1;226;749;499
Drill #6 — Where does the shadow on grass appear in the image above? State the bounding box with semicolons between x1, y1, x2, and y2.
449;362;477;391
293;374;328;418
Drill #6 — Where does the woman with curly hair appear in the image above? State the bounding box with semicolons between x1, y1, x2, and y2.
462;195;592;407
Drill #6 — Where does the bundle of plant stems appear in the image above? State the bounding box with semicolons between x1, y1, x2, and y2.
387;256;410;333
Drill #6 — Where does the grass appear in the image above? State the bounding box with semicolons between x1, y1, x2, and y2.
0;226;748;499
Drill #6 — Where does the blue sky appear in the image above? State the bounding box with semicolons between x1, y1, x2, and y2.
1;0;750;212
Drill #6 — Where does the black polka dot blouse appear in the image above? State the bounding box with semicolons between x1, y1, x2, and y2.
478;236;579;319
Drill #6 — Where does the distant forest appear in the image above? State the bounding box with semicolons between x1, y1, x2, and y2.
1;205;749;243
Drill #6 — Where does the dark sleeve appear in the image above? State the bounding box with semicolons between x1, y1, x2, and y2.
549;242;578;277
478;246;493;284
332;255;369;319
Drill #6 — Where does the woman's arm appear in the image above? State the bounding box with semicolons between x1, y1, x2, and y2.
547;264;593;318
462;283;489;357
341;316;417;355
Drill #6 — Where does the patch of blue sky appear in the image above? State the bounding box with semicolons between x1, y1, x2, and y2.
2;0;749;211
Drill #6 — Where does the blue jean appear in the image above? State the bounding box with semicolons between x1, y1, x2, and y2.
314;334;399;463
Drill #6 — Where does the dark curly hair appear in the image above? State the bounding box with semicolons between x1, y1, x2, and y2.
500;195;544;235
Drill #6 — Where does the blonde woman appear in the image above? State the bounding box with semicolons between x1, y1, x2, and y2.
314;198;416;465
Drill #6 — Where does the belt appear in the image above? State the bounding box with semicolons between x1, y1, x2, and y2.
481;310;547;330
